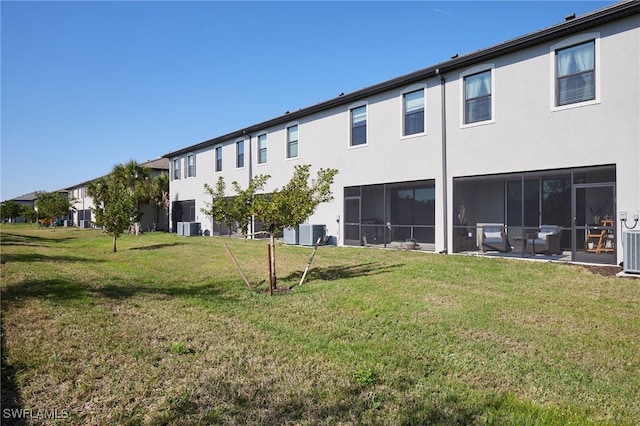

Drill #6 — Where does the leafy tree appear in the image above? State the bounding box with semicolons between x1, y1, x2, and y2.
35;191;75;228
88;161;152;252
20;205;38;224
150;171;170;231
0;200;22;223
203;164;338;290
203;174;270;236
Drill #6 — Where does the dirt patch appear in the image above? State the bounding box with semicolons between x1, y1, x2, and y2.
580;264;622;277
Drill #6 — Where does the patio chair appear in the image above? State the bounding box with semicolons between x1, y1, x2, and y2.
526;225;563;255
481;225;509;252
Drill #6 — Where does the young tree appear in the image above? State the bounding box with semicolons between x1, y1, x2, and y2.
87;161;152;252
112;161;152;235
202;174;270;236
203;164;338;290
20;205;38;224
35;191;75;229
0;200;22;223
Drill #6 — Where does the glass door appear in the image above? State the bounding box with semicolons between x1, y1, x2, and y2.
573;184;616;264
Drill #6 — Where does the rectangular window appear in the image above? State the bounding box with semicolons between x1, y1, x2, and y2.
173;159;180;180
287;125;298;158
556;41;595;106
258;134;268;164
236;141;244;168
187;154;196;177
351;105;367;146
404;89;425;135
215;147;222;172
464;70;492;124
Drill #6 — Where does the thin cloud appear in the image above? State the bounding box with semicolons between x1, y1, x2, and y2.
434;8;456;17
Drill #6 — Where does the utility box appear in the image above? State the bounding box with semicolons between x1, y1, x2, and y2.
79;220;90;229
283;227;299;245
299;224;325;246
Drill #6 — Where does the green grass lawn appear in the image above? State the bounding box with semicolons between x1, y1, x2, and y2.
1;224;638;425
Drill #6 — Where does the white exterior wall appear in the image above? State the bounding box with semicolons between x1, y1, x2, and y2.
168;11;639;264
170;85;444;241
444;16;639;262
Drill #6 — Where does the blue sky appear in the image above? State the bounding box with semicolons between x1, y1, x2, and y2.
1;0;615;200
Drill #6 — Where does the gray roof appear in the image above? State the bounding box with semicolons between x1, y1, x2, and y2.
163;0;640;159
10;191;41;202
61;157;169;191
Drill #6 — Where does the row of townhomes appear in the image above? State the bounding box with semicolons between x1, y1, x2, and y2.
62;158;170;232
163;1;640;267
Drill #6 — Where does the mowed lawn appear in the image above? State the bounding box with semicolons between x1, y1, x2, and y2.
1;225;638;425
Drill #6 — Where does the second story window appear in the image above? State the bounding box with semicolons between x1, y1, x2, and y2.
187;154;196;177
351;105;367;146
556;40;595;106
236;140;244;168
173;158;180;180
258;134;268;164
404;89;425;135
215;147;222;172
464;70;492;124
287;125;298;158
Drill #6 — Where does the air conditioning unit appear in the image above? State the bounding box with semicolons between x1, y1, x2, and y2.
80;220;90;228
299;224;325;246
283;227;299;245
623;230;640;274
177;222;201;236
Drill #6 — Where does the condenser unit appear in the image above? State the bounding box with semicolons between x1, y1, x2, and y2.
623;230;640;274
299;224;325;246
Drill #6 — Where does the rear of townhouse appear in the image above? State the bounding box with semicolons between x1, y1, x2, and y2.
64;158;170;232
165;1;640;266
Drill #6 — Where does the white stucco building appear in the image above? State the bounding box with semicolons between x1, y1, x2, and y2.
64;158;170;231
164;1;640;266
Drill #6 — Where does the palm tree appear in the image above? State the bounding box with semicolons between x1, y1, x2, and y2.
150;172;169;231
111;160;152;235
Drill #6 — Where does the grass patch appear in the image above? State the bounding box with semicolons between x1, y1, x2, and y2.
1;224;638;425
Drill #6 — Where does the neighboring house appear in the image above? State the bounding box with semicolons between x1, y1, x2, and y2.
63;158;170;231
164;1;639;266
6;191;40;223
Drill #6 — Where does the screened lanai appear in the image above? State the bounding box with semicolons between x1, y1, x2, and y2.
452;165;617;265
344;180;436;251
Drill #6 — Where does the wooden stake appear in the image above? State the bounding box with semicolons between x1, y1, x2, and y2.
267;243;273;295
223;243;251;288
297;237;322;287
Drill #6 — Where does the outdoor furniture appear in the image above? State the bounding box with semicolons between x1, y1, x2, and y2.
526;225;563;255
481;225;509;252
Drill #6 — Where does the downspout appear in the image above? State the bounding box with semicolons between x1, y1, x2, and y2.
436;69;448;254
243;130;254;238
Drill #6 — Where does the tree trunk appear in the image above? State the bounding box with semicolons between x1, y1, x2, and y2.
112;235;117;253
270;233;277;289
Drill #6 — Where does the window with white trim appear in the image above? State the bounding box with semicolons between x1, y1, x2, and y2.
215;147;222;172
464;70;492;124
258;134;268;164
556;40;595;106
173;158;180;180
403;89;425;135
350;105;367;146
187;154;196;177
287;124;298;158
236;140;244;168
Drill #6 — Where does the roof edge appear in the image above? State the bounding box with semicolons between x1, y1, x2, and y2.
163;0;640;159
